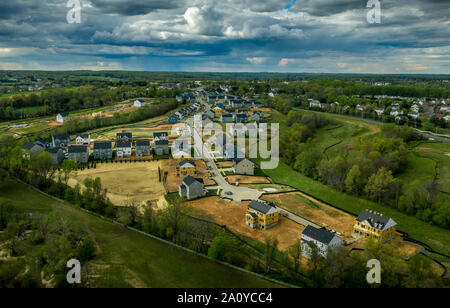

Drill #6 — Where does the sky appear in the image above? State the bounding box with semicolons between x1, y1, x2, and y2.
0;0;449;73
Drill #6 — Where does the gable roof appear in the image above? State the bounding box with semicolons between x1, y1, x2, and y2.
22;142;42;151
233;158;254;166
248;200;277;215
136;140;150;147
302;226;338;245
68;145;88;153
155;139;168;146
46;148;62;154
356;210;397;231
116;132;132;139
53;134;70;141
154;132;168;138
77;134;90;139
94;141;112;150
58;112;69;117
179;159;195;167
183;175;204;187
116;140;132;148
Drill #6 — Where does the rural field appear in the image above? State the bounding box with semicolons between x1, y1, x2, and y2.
187;196;305;251
0;180;282;288
68;161;167;208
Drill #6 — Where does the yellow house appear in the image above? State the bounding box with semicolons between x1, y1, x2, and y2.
213;107;226;118
246;200;279;230
176;159;196;177
353;209;397;242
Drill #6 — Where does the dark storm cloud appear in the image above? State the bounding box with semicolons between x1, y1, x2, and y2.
89;0;183;15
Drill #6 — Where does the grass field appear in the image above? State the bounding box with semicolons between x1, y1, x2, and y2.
0;180;282;288
262;162;450;256
68;161;167;208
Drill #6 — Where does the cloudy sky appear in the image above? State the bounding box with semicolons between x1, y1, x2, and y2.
0;0;449;73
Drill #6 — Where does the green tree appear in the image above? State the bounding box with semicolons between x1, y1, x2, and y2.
208;236;227;261
345;165;363;195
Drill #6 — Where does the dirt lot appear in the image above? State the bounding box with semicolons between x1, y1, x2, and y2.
187;197;304;251
226;175;272;184
216;161;233;168
262;192;356;240
161;159;216;193
68;161;167;208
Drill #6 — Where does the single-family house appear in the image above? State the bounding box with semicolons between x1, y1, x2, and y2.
93;141;113;160
374;108;385;117
56;112;70;123
45;148;65;164
179;176;206;200
76;134;90;145
221;113;234;123
135;140;151;157
249;111;264;122
232;158;255;175
116;140;132;158
116;132;132;141
176;159;196;177
309;100;322;109
22;142;44;159
133;100;146;108
235;113;248;123
35;139;53;149
168;114;179;124
52;134;71;148
154;132;169;156
246;200;279;230
301;226;343;259
353;209;397;242
67;145;89;164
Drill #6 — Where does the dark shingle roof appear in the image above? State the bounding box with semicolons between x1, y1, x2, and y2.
356;210;395;231
179;159;195;167
46;148;61;154
53;134;70;141
22;142;40;151
116;132;132;139
154;132;168;138
183;175;204;187
155;139;168;146
116;141;132;148
94;142;112;150
68;145;88;153
302;226;337;245
77;134;90;139
248;200;276;215
136;140;150;147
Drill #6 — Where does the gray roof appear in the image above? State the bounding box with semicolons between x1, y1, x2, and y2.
68;145;88;153
22;142;42;151
77;134;90;139
116;141;132;148
136;140;150;147
248;200;276;215
53;134;70;141
46;148;61;154
154;132;168;138
116;132;132;139
183;175;204;187
356;210;396;231
179;159;195;167
94;141;112;150
59;112;69;117
155;139;168;146
302;226;337;245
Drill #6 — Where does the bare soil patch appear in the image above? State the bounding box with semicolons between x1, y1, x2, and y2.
187;197;304;251
261;192;355;240
226;175;271;184
68;161;167;208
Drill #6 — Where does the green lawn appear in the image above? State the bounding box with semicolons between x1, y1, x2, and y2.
0;180;282;288
263;162;450;256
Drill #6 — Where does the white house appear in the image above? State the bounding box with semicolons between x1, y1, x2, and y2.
301;226;343;259
374;108;385;116
116;140;132;158
76;134;90;145
309;100;322;108
56;113;70;123
390;109;404;117
134;100;146;108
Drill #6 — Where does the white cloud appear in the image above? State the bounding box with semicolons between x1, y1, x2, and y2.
246;57;267;64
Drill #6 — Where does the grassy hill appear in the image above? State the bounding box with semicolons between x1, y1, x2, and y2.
0;180;283;288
